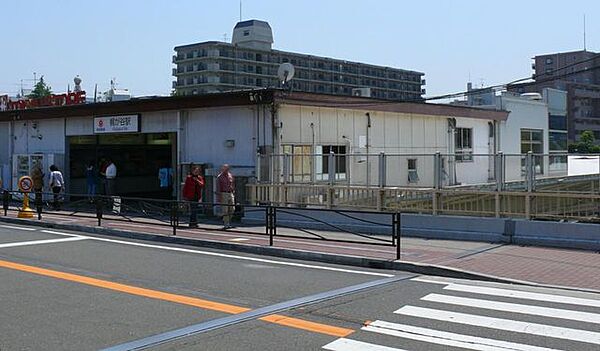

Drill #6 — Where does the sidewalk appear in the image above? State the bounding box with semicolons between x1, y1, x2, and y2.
2;208;600;292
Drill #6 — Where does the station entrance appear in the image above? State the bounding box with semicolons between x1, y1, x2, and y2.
68;133;176;198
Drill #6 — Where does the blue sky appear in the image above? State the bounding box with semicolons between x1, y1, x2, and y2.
1;0;598;98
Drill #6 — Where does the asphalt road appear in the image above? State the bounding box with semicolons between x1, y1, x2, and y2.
1;223;600;351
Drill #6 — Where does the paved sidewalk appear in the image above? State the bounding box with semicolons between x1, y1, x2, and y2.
2;208;599;291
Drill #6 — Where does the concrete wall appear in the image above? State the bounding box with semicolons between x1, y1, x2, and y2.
243;208;600;250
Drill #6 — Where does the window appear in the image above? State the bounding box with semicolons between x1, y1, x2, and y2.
520;129;544;174
549;132;567;152
455;128;473;162
319;145;347;181
282;145;312;182
549;115;567;130
545;58;553;64
243;30;250;36
408;159;419;183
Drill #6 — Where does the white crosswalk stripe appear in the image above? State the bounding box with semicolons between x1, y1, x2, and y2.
364;321;563;351
420;293;600;324
323;338;407;351
395;305;600;345
322;279;600;351
442;283;600;309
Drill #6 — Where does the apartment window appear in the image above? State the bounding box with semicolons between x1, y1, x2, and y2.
549;115;567;130
317;145;347;181
520;129;544;174
455;128;473;162
549;132;567;152
243;30;250;36
545;58;553;64
408;159;419;183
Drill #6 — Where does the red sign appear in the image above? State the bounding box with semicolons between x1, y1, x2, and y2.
5;91;86;111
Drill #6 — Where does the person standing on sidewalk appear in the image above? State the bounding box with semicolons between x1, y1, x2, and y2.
182;165;205;228
85;161;98;202
48;165;64;210
31;165;44;203
105;159;117;196
217;164;235;229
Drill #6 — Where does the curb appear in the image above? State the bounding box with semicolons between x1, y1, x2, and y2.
2;216;599;295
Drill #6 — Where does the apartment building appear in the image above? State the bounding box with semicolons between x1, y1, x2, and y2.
509;50;600;143
173;20;425;101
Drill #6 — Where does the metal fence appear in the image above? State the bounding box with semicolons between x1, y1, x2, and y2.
257;152;600;193
247;184;600;223
1;190;403;259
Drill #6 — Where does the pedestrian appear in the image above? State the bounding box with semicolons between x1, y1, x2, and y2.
105;158;117;196
158;163;173;198
48;165;64;210
99;158;108;194
85;161;97;202
182;165;205;228
217;164;235;229
31;165;44;203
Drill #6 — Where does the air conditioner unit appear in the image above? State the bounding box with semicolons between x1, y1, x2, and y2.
351;87;371;97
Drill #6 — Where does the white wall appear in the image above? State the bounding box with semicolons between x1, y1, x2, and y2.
454;118;493;185
183;106;257;168
12;119;66;155
498;95;549;181
278;104;450;186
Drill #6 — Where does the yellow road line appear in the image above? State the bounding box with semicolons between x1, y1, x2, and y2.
0;259;354;337
260;314;354;337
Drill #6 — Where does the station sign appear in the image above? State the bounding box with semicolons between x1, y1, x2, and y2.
94;114;140;134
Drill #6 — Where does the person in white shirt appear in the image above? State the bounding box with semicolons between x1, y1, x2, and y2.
105;159;117;196
49;165;64;210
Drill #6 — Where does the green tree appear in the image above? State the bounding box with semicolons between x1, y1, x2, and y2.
28;76;52;99
568;130;600;153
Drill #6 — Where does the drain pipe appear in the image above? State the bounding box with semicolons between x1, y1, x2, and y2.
366;112;371;187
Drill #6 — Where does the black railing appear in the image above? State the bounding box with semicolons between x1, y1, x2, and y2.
1;190;402;260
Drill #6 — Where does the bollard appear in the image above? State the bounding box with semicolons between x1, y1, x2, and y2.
3;190;9;216
394;212;401;260
35;192;43;220
95;196;103;226
171;202;179;236
266;206;275;246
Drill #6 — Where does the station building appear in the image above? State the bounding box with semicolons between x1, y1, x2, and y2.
1;89;554;202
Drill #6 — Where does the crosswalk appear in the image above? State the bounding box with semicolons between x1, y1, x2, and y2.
322;277;600;351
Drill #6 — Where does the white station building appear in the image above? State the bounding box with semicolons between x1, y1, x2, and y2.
0;89;553;201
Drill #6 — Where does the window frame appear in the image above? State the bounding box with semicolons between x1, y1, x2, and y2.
455;127;474;162
407;158;419;183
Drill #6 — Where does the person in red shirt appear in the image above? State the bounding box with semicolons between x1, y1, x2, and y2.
217;164;235;229
182;165;205;228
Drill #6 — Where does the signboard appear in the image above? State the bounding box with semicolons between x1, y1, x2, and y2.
5;91;86;111
94;114;140;134
18;176;33;192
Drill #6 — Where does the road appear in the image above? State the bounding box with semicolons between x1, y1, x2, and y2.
1;223;600;350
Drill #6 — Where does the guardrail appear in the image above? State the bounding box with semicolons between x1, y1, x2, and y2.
1;190;404;259
247;184;600;223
